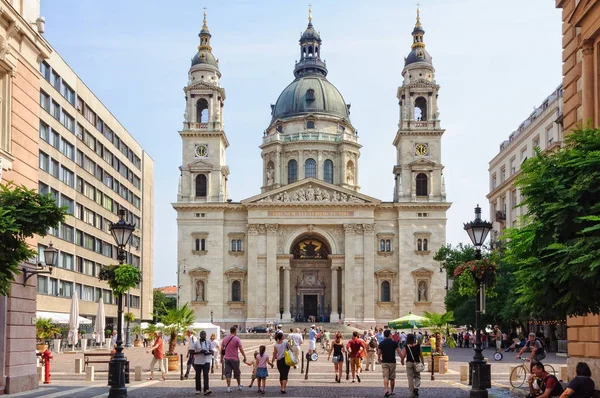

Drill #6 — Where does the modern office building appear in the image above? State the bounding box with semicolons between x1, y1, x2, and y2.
36;47;154;331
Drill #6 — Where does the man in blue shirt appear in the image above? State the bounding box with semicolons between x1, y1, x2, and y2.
308;325;317;355
376;328;385;344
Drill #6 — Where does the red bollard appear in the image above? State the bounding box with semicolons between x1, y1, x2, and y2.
41;349;53;384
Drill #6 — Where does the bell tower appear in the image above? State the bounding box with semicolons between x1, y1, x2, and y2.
393;8;446;203
178;10;229;203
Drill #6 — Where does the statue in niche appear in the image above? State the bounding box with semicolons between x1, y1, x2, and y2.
184;109;189;122
196;280;205;301
346;166;355;185
418;281;427;302
266;168;274;186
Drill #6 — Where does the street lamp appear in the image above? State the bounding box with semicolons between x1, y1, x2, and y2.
463;204;493;398
108;209;135;398
23;242;58;285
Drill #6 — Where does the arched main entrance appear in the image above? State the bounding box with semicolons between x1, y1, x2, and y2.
287;235;335;322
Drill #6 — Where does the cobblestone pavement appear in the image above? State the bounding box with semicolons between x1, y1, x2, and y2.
15;339;563;397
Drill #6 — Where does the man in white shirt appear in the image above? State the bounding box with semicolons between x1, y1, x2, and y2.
184;328;198;379
288;328;303;368
192;330;213;395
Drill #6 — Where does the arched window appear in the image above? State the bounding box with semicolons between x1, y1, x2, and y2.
423;239;428;251
324;160;333;184
195;238;206;251
416;173;428;196
195;174;207;197
288;160;297;184
385;240;391;252
231;280;241;302
381;281;391;302
305;158;316;178
417;238;422;251
196;98;209;123
195;239;200;251
237;239;243;251
231;239;237;251
379;239;385;252
414;96;427;121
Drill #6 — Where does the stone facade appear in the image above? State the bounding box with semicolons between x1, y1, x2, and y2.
556;0;600;384
556;0;600;133
0;0;51;393
174;11;450;327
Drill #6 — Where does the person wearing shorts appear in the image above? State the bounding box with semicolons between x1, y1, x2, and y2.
347;331;365;383
221;326;247;393
494;325;502;353
378;329;402;397
308;325;317;354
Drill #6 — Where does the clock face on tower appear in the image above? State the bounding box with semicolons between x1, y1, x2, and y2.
415;143;429;156
195;144;208;158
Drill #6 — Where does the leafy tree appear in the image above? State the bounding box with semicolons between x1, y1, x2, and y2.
0;183;65;295
153;289;176;321
504;127;600;317
423;311;457;348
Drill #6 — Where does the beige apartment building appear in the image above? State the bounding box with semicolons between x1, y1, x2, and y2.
487;84;563;239
36;49;154;332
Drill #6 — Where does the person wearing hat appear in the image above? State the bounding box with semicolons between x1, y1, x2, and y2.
308;325;317;355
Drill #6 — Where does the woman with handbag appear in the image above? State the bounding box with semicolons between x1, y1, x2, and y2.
271;331;291;394
400;333;424;398
327;332;345;383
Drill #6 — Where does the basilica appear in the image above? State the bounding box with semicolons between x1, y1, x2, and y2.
173;9;451;326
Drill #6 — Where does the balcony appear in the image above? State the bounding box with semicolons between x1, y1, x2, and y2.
183;122;222;131
262;131;359;145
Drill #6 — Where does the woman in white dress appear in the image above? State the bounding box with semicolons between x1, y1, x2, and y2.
210;333;220;370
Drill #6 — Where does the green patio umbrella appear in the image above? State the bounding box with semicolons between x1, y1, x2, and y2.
388;313;427;329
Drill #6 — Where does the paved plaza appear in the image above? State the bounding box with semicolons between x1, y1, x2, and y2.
7;339;567;397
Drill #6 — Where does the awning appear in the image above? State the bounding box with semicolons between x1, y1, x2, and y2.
36;311;92;325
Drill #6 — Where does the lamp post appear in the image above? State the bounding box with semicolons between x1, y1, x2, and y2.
210;310;214;323
108;209;135;398
463;205;493;398
23;242;58;284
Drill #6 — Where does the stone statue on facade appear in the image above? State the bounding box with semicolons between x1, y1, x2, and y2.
418;281;427;302
196;280;205;301
306;185;315;201
266;167;274;186
346;166;355;185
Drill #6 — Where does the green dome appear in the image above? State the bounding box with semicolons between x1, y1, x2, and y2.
271;76;349;121
191;51;219;68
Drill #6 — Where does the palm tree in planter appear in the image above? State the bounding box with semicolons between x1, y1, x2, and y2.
158;303;195;371
36;318;60;352
423;311;457;373
132;325;144;347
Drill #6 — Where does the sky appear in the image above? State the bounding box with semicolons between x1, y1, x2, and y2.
40;0;562;288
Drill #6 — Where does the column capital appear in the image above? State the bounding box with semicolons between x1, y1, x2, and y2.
266;224;279;235
343;223;356;234
583;39;595;56
247;224;260;236
363;223;376;235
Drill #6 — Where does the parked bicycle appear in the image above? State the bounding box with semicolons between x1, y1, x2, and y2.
509;358;555;388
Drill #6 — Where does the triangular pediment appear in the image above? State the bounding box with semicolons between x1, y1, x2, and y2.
411;267;434;277
188;266;211;277
187;81;226;98
186;158;214;171
375;268;398;277
242;178;381;205
408;158;436;167
224;266;247;276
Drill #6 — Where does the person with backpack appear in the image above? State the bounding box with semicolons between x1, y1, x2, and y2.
517;333;546;363
365;334;378;371
526;362;564;397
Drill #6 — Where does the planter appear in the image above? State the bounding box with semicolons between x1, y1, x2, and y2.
134;339;142;347
167;354;179;371
36;343;48;352
433;355;449;373
81;339;88;352
53;339;62;352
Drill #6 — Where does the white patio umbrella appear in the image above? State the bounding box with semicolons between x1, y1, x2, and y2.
68;290;80;351
94;299;105;348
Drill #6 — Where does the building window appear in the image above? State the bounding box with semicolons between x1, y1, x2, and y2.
533;136;540;150
380;281;391;302
305;158;316;178
231;280;242;302
51;100;60;120
40;61;50;81
51;71;61;91
60;166;74;187
306;120;315;129
416;237;429;252
196;98;209;123
379;239;385;252
195;174;207;197
546;126;554;146
417;239;422;251
40;91;50;112
386;240;391;251
416;173;428;196
510;158;516;175
492;173;497;189
287;159;297;184
500;167;506;182
195;238;206;251
231;239;243;252
37;276;48;294
61;110;74;132
323;159;333;184
59;138;74;160
39;151;49;172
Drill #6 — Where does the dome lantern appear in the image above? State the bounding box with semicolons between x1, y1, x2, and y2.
191;8;219;69
404;7;433;67
294;5;328;78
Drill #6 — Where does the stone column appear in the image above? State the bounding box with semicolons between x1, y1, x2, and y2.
330;266;339;323
283;266;291;321
363;224;376;324
582;40;595;126
343;224;356;321
275;150;281;187
266;224;278;321
317;150;323;179
246;225;260;322
298;150;305;180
